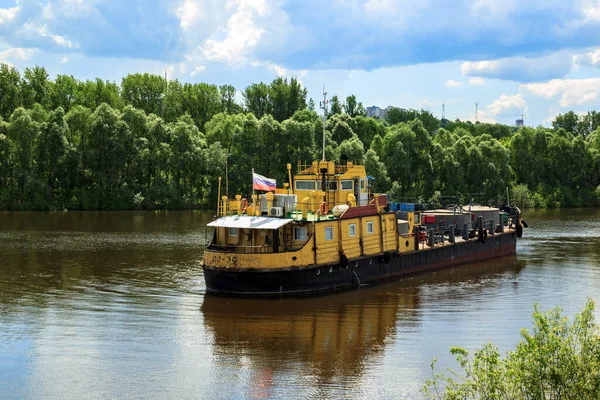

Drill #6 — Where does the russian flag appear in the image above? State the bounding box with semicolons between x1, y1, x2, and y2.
253;172;276;191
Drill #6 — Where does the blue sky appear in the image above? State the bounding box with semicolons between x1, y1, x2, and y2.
2;0;600;126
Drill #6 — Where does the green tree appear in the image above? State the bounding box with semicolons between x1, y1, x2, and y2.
0;63;22;119
424;299;600;400
343;94;365;117
329;95;342;115
49;74;78;113
219;84;241;114
121;73;166;116
552;111;579;134
21;66;50;109
337;135;365;163
243;82;270;119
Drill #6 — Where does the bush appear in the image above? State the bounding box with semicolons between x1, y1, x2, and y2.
423;299;600;399
511;184;534;208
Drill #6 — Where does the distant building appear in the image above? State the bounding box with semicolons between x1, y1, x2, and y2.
515;119;524;127
366;106;386;119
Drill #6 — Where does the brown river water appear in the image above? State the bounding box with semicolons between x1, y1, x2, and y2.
1;209;600;399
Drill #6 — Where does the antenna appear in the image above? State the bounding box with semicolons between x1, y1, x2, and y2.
319;85;328;161
475;102;479;123
442;103;446;120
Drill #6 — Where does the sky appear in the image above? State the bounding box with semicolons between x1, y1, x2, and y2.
1;0;600;127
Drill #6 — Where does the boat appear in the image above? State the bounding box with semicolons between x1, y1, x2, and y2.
201;159;526;297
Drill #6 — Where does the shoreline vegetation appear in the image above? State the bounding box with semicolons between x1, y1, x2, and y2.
423;299;600;399
1;64;600;211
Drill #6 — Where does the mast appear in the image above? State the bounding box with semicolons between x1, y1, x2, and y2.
319;85;328;161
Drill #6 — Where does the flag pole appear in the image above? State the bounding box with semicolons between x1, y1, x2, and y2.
252;168;255;197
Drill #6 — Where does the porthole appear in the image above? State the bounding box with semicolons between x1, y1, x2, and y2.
329;267;333;273
405;240;409;247
292;256;297;261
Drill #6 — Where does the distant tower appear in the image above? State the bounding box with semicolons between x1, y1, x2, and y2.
165;70;167;82
442;103;446;120
475;102;479;123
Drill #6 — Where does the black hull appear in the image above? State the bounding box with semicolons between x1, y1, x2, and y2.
202;232;518;297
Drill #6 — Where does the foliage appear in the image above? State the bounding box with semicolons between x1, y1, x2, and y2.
1;62;600;210
423;299;600;400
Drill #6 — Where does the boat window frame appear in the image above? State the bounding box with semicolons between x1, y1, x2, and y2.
325;226;334;241
341;180;353;190
349;223;356;237
366;221;374;234
295;180;316;191
317;181;338;191
360;179;366;191
294;226;307;241
228;227;239;236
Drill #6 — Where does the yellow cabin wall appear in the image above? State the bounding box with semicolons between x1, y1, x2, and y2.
361;217;381;255
315;222;339;265
382;214;397;252
340;218;361;258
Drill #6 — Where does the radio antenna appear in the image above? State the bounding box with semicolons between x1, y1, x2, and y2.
319;85;328;161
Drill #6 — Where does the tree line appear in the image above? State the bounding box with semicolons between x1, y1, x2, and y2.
1;63;600;210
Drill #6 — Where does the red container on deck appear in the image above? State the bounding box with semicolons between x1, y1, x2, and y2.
422;215;436;224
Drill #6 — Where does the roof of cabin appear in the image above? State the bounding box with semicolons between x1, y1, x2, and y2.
207;216;294;230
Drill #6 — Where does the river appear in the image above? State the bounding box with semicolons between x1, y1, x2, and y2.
1;209;599;399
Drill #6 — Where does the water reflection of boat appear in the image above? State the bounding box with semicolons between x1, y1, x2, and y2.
202;285;419;384
200;255;525;390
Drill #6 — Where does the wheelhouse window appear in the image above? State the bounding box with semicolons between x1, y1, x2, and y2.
228;227;239;236
360;179;366;190
349;224;356;237
341;180;353;190
366;221;374;234
325;226;334;240
317;181;338;191
295;180;316;190
294;227;307;241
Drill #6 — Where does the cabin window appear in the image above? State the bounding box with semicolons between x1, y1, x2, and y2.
317;181;338;191
360;179;366;190
295;180;316;190
228;227;239;236
366;221;374;234
341;180;353;190
325;226;334;240
349;224;356;237
294;227;307;241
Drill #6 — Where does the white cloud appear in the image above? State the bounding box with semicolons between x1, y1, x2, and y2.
0;4;19;24
444;79;462;88
574;48;600;68
461;52;573;82
488;93;527;116
60;56;68;64
177;0;204;31
521;78;600;107
581;0;600;20
469;77;485;85
0;48;34;65
189;65;206;76
201;3;265;64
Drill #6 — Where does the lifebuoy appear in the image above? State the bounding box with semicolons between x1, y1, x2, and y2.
320;202;329;215
241;198;248;211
